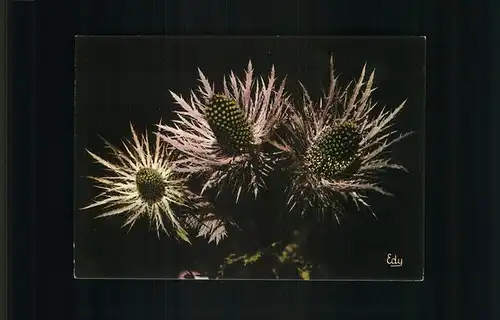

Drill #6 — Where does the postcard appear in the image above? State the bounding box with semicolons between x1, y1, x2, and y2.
73;36;425;280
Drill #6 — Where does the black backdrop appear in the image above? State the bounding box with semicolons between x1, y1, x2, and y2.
8;0;496;319
73;37;425;280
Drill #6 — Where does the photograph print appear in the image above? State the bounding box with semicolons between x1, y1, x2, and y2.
73;36;425;280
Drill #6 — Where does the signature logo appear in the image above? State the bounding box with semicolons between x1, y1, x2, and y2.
386;253;403;268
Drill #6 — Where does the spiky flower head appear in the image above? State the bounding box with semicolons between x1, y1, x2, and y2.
282;58;411;221
303;121;363;179
205;93;254;155
81;123;191;242
158;61;290;201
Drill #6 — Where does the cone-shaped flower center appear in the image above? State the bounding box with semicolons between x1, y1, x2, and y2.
305;122;362;179
136;168;165;203
206;94;254;155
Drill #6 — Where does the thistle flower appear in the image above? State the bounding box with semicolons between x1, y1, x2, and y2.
81;123;191;242
158;61;290;201
281;58;412;221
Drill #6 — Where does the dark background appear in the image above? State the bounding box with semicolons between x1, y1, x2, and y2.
74;37;425;280
8;0;496;319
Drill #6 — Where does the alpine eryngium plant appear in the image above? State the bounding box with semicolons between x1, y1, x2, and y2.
157;61;290;201
81;123;192;242
278;57;411;222
82;58;411;279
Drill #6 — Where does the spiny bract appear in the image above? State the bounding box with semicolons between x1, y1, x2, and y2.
205;93;254;155
304;122;362;179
